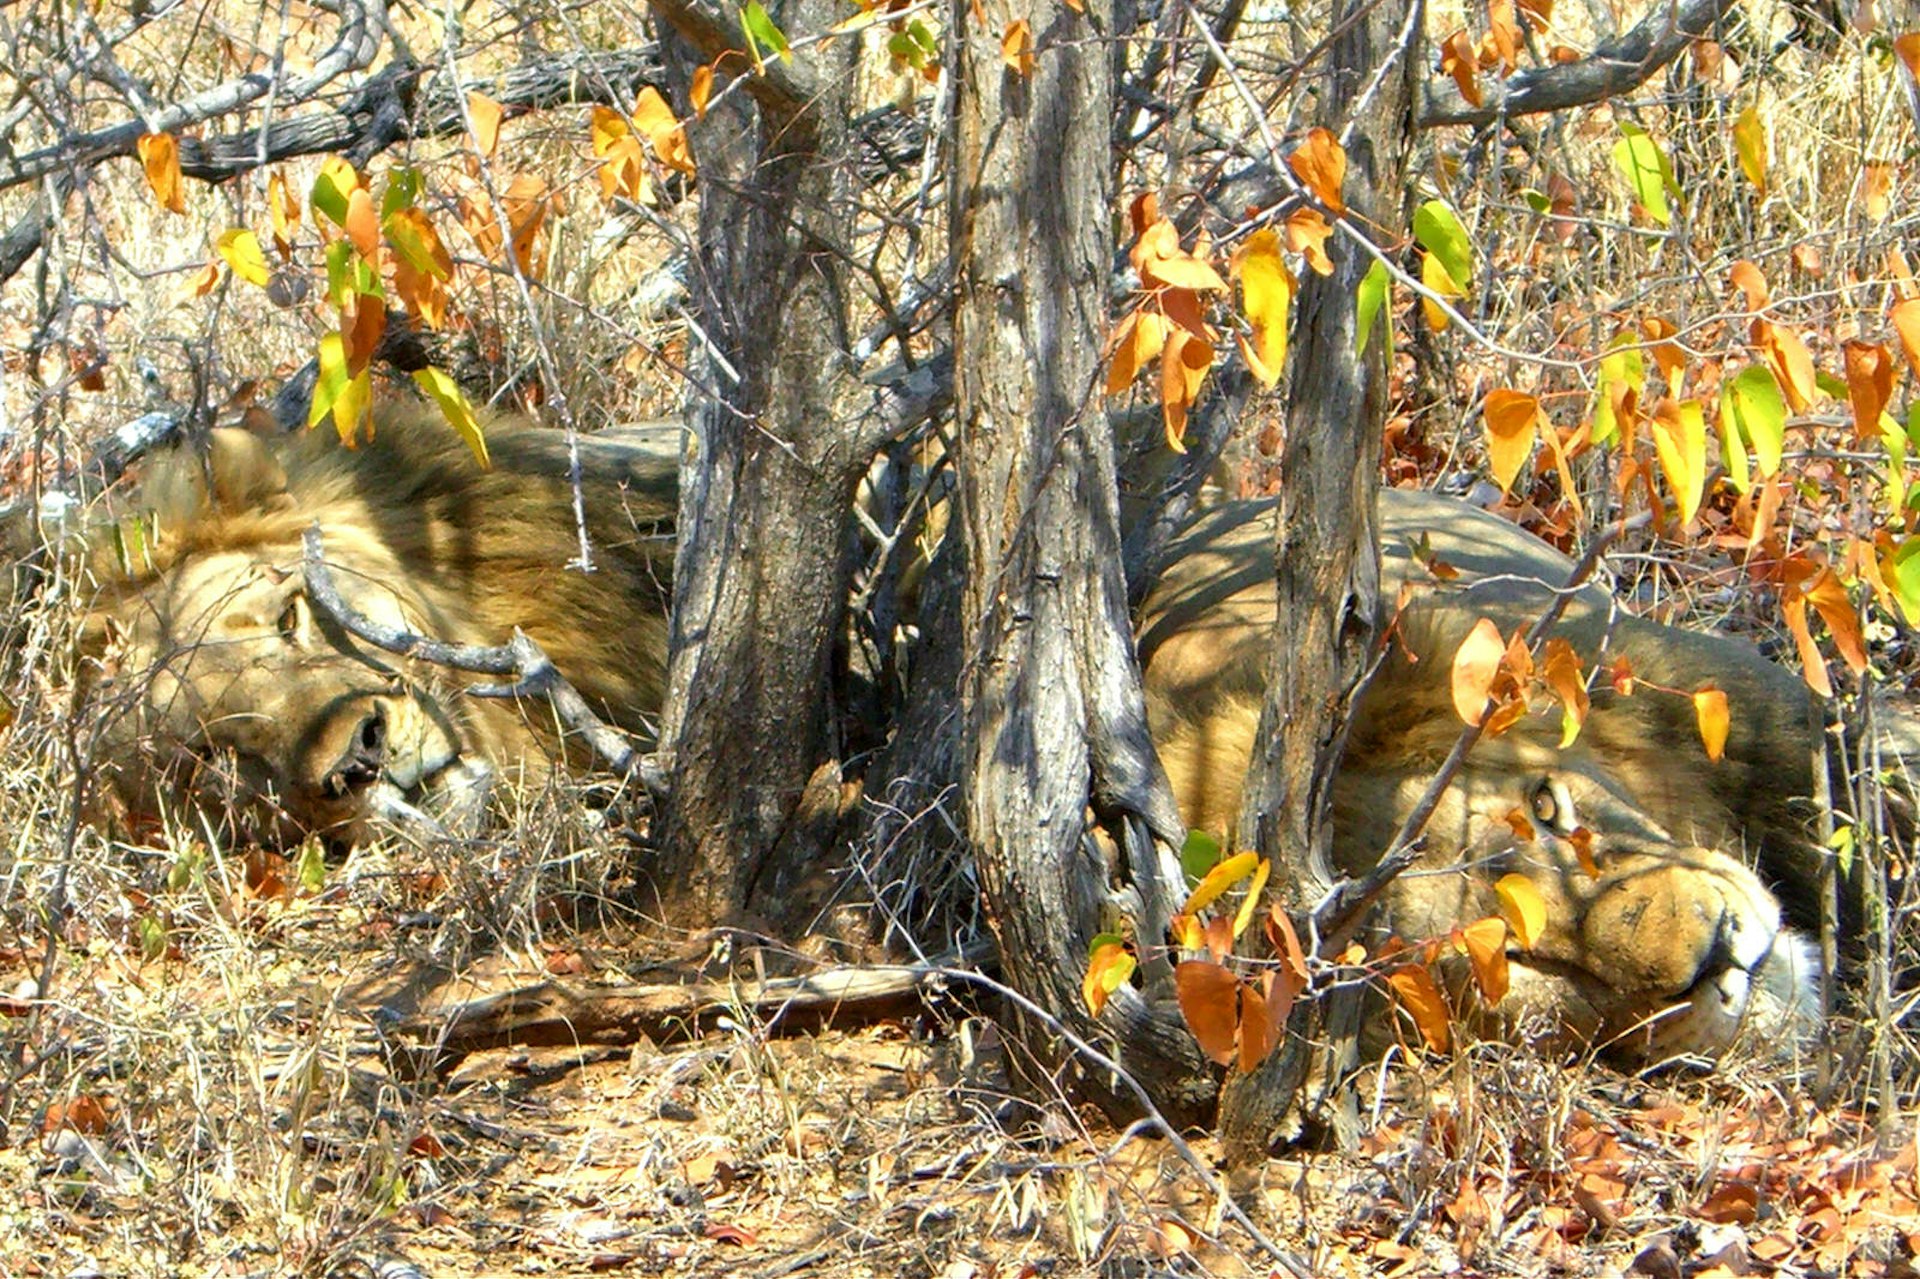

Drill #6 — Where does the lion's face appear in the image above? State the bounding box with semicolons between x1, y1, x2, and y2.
96;542;517;847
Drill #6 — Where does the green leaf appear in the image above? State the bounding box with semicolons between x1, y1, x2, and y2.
1611;123;1681;226
137;914;168;962
1883;416;1908;515
1356;257;1390;357
1180;829;1222;888
1886;537;1920;629
1590;334;1645;448
309;332;352;430
412;367;491;467
1828;823;1854;877
740;0;791;71
310;160;355;227
1519;188;1550;214
297;837;328;893
1720;364;1786;479
1413;200;1473;296
381;166;422;220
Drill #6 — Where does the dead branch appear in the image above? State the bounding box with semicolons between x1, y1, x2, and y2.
1417;0;1739;128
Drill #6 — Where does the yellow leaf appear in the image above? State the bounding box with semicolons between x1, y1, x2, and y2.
413;367;490;468
216;229;271;287
1001;18;1033;76
1420;250;1463;332
384;206;453;281
334;367;373;446
1693;688;1730;761
137;133;186;215
1650;397;1707;527
1482;388;1540;494
1182;850;1259;916
1494;873;1546;949
468;92;505;157
267;171;300;254
590;105;631;156
1450;617;1506;726
1232;228;1292;387
1286;127;1346;216
1082;941;1137;1016
1461;916;1509;1005
1231;858;1270;940
1732;106;1766;192
1541;637;1589;748
1386;965;1451;1053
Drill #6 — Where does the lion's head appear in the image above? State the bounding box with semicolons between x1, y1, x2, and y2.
1140;491;1833;1064
77;410;675;847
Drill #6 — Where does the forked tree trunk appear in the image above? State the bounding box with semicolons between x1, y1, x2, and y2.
651;4;879;925
952;0;1214;1125
1218;0;1422;1156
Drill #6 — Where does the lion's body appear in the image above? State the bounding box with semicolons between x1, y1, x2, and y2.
1140;492;1826;1061
87;408;676;845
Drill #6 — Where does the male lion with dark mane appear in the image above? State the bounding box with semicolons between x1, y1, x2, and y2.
33;404;1873;1062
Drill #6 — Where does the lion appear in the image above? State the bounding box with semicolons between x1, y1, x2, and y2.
1139;492;1830;1064
76;407;676;848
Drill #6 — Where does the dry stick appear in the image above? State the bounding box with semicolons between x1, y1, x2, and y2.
1306;508;1653;956
299;525;664;794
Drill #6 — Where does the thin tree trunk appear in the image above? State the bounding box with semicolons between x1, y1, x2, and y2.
651;3;877;926
952;0;1213;1125
1217;0;1423;1157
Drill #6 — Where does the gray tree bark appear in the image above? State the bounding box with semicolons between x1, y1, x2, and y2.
650;0;884;925
951;0;1214;1125
1217;0;1423;1157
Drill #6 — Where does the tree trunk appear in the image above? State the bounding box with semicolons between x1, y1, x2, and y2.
952;0;1214;1125
1217;0;1423;1157
650;4;876;926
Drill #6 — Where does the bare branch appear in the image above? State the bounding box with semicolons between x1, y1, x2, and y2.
1418;0;1738;128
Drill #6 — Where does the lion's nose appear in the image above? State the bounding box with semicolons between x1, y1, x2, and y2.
321;711;386;798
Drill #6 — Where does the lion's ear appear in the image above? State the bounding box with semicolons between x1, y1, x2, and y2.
205;428;291;515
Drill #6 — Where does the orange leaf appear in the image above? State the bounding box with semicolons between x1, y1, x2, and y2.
1082;940;1137;1016
1105;308;1167;396
1495;874;1546;949
1236;979;1280;1072
1896;32;1920;81
690;65;714;118
1159;329;1212;450
1175;960;1241;1066
1729;259;1769;311
590;105;631;156
1843;340;1895;440
1861;162;1893;221
1693;688;1730;761
1387;965;1451;1052
1265;904;1311;988
1486;0;1521;73
1892;298;1920;378
634;86;696;176
1461;916;1509;1005
1568;826;1599;878
1803;567;1867;675
1641;315;1686;393
1482;389;1540;495
137;133;186;215
267;171;299;255
1286;127;1346;216
1782;587;1832;698
343;186;380;259
1450;617;1506;726
1001;19;1033;76
1283;208;1334;276
1440;29;1482;107
1754;319;1816;412
468;92;505;157
1541;637;1589;747
177;260;220;301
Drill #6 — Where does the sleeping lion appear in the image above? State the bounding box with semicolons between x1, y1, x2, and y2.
29;407;1859;1061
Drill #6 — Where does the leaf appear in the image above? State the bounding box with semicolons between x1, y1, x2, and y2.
1482;389;1540;495
137;133;186;215
633;86;696;175
1439;29;1482;107
1231;858;1270;940
740;0;792;71
590;105;631;156
1387;965;1451;1053
690;64;714;117
1159;329;1212;450
413;367;490;467
1356;258;1390;356
310;156;360;227
1413;201;1473;298
1732;106;1767;192
1782;587;1832;698
1843;340;1895;441
381;167;422;220
1450;618;1506;726
1236;979;1280;1072
1461;916;1510;1005
1590;333;1644;447
1892;298;1920;379
1134;218;1229;292
343;186;380;259
1804;568;1867;675
1105;308;1167;396
1000;18;1033;75
1082;937;1136;1016
1420;249;1464;332
1612;123;1680;225
177;260;220;301
1182;850;1260;915
1283;208;1333;275
1755;319;1817;412
468;92;505;157
1232;228;1291;387
1693;688;1730;761
1885;538;1920;628
308;331;351;430
1494;874;1546;949
383;206;454;282
1178;829;1220;887
1730;259;1770;311
1720;364;1786;478
216;229;271;287
1650;397;1707;526
1541;637;1589;747
1175;961;1241;1066
1286;127;1346;216
267;171;300;254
